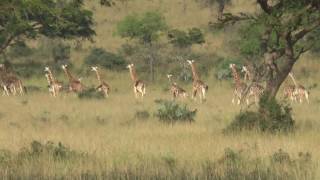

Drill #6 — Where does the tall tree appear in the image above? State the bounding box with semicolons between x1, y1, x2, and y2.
117;11;167;81
0;0;95;55
217;0;320;102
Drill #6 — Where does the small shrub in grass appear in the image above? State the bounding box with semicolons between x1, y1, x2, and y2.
134;110;150;120
225;94;295;133
84;48;126;70
18;141;86;161
155;100;196;124
78;88;105;100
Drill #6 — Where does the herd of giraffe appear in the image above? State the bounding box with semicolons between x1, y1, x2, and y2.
0;60;310;104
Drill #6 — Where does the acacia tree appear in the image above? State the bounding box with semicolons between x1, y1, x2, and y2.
0;0;95;55
116;11;167;81
217;0;320;102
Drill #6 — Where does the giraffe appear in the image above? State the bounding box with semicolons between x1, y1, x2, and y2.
61;64;84;93
229;64;248;105
91;66;110;98
167;74;187;99
44;66;63;97
45;73;56;96
283;84;296;102
0;64;24;96
186;60;208;102
127;64;146;98
288;72;309;103
241;65;264;105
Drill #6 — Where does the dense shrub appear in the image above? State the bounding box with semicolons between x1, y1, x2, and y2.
17;141;86;161
214;57;243;80
225;95;295;133
168;28;205;48
134;110;150;120
52;42;71;65
8;41;34;58
154;100;196;124
78;88;105;99
84;48;126;70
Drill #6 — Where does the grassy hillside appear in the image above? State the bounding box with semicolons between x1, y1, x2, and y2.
0;0;319;178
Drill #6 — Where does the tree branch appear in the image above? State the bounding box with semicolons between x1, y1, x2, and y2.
257;0;271;14
292;19;320;44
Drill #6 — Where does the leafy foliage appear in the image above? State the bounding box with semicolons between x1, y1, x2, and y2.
116;11;167;44
52;42;71;64
78;88;105;99
0;0;95;54
226;95;295;133
155;100;196;124
168;28;205;48
84;48;126;70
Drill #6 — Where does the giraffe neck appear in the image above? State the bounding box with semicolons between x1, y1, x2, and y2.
129;68;138;82
190;63;200;81
168;76;174;85
47;69;56;82
231;67;241;88
245;70;251;81
63;68;75;82
289;73;298;87
94;70;102;84
45;73;53;85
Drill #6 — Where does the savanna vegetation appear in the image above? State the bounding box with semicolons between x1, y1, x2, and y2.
0;0;319;179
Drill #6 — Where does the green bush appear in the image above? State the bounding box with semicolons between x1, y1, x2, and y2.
84;48;126;70
78;88;105;99
18;141;86;161
154;100;196;124
52;42;71;65
214;57;243;80
225;95;295;133
168;28;205;48
134;110;150;120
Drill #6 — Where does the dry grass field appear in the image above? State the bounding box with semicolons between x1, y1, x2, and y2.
0;0;319;179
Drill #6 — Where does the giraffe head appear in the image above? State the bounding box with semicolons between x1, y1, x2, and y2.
241;66;248;73
0;64;5;70
187;60;195;65
91;66;98;72
167;74;173;79
126;64;134;69
229;63;236;69
44;66;50;72
61;64;68;70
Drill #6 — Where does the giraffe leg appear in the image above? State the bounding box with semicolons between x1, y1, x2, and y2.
192;88;197;100
3;86;9;96
134;87;138;98
305;91;309;104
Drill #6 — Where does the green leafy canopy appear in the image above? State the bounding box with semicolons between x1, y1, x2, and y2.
116;11;167;44
0;0;95;54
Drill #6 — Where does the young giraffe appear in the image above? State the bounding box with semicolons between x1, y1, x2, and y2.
229;64;248;105
45;73;56;96
0;64;24;96
91;66;110;98
241;65;264;105
127;64;146;98
44;67;63;97
167;74;187;99
283;84;296;102
61;65;84;93
288;72;309;103
186;60;208;102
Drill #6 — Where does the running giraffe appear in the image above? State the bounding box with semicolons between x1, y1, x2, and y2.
241;65;264;105
229;64;248;105
0;64;24;95
187;60;208;102
127;64;146;98
91;66;110;98
288;72;309;103
44;66;63;97
167;74;187;99
61;65;84;93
